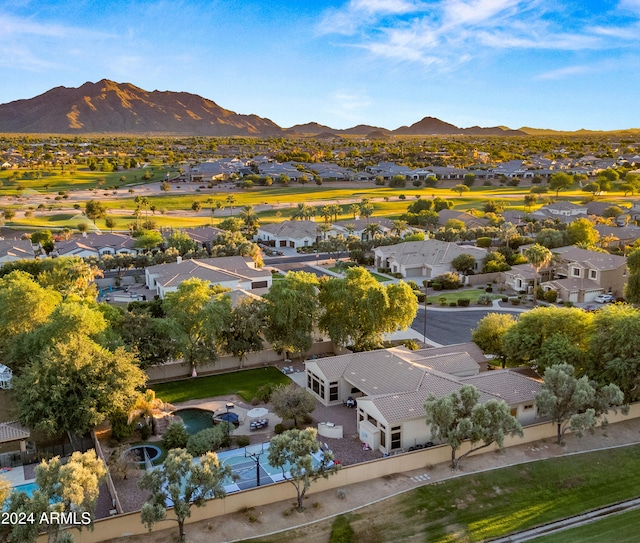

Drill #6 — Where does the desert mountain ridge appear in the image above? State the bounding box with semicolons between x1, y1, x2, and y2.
0;80;636;136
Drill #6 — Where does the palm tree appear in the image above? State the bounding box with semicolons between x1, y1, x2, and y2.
205;197;218;226
391;219;408;237
239;205;260;235
329;204;341;222
317;223;332;241
364;222;382;241
523;243;552;305
225;194;237;216
344;223;356;236
292;203;314;221
319;205;332;224
349;203;360;219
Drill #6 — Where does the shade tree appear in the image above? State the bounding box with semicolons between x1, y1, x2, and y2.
140;449;231;543
268;428;340;512
536;363;627;445
424;385;523;470
471;313;518;368
270;383;317;427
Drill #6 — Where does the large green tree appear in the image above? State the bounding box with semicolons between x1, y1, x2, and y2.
140;449;231;543
162;278;231;373
263;271;319;359
318;267;418;351
587;304;640;401
268;428;340;512
85;199;107;223
536;363;627;445
424;385;523;470
219;297;266;367
502;306;593;371
166;231;196;255
13;335;145;436
548;172;574;196
471;313;518;368
566;217;599;247
624;248;640;303
3;451;107;543
0;270;61;356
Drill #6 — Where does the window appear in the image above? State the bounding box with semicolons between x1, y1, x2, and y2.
329;382;338;402
572;268;580;277
391;426;401;450
524;404;534;410
380;430;386;448
590;270;597;280
367;414;378;426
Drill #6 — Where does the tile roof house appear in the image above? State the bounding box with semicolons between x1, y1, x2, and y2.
0;239;36;265
541;246;628;302
256;220;319;248
374;240;488;279
305;344;541;454
529;202;588;224
55;233;138;259
437;209;490;229
144;256;272;299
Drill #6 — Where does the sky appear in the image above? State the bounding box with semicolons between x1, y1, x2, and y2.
1;0;639;131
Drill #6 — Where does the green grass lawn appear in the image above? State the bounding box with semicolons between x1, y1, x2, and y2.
151;367;291;404
245;444;640;543
427;287;501;304
327;266;391;282
533;508;640;543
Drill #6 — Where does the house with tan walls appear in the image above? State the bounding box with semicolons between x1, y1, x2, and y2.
305;344;542;455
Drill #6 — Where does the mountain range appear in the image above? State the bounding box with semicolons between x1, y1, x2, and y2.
0;79;618;137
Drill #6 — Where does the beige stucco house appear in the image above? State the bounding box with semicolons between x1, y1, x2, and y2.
305;344;542;454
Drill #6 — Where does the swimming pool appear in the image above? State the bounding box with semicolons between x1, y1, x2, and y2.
173;408;215;435
11;482;38;497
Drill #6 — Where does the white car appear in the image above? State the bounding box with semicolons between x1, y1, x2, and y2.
594;294;615;303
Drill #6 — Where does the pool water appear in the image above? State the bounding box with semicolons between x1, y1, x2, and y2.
173;408;215;435
12;482;38;497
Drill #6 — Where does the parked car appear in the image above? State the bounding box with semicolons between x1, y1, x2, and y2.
594;294;615;303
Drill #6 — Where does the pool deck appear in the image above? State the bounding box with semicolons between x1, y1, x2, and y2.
172;396;282;440
2;464;30;487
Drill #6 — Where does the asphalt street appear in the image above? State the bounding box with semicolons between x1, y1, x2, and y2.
411;308;516;345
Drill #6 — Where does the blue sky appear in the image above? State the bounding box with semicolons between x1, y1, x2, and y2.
1;0;639;131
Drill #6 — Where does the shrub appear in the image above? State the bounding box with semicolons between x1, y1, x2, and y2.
274;423;285;435
477;237;492;248
439;297;447;306
256;383;274;403
402;339;420;350
564;300;574;307
433;272;462;289
186;425;230;455
140;423;152;441
236;435;251;448
485;286;493;293
536;286;545;300
477;295;493;306
449;302;457;307
509;298;521;306
162;422;189;450
432;282;443;291
398;194;406;200
501;296;509;302
393;273;403;279
416;293;426;303
423;280;430;288
457;298;470;307
544;290;558;303
110;412;134;441
407;280;420;290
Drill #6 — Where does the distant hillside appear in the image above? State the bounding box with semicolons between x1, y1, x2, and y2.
4;80;630;136
0;80;285;136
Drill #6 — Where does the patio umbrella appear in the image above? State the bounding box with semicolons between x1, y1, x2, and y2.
247;407;269;418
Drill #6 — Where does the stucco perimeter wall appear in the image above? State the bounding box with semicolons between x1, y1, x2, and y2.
50;404;640;543
146;341;346;382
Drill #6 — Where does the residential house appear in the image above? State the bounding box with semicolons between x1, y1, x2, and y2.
501;263;547;293
594;224;640;248
304;344;541;454
54;232;138;259
164;226;225;251
437;209;490;229
144;256;272;299
529;202;588;224
374;240;487;278
0;239;36;265
332;217;406;241
541;246;628;302
255;220;319;248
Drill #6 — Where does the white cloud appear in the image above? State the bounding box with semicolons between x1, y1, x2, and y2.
316;1;632;72
535;65;592;80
